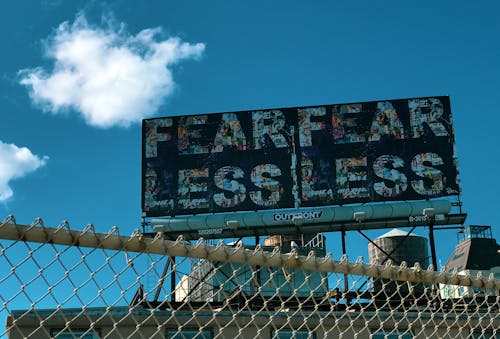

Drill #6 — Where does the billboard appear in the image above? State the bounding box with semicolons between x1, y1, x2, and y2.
143;96;459;217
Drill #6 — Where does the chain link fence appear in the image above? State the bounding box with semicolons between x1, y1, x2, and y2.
0;216;499;338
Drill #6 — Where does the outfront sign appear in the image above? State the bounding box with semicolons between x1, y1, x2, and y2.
143;96;459;217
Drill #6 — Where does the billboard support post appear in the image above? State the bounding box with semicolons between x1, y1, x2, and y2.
255;235;261;291
154;257;172;303
429;222;438;271
170;256;176;302
423;208;438;271
341;229;349;293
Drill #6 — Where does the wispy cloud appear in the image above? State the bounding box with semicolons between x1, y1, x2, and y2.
19;14;205;128
0;141;48;201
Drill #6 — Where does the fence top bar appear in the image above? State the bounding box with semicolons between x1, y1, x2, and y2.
0;220;499;291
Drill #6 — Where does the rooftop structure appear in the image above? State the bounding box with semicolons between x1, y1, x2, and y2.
445;225;500;273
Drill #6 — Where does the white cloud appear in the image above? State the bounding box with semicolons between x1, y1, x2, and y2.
19;14;205;128
0;141;48;201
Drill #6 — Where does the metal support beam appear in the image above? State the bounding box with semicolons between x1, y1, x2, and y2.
256;235;261;292
170;256;176;302
130;284;145;306
433;226;464;230
429;221;438;271
341;229;348;292
153;257;172;303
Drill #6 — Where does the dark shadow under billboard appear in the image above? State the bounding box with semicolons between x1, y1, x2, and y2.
142;96;460;217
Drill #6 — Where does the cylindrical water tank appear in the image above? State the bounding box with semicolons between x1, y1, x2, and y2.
368;229;430;299
368;228;429;267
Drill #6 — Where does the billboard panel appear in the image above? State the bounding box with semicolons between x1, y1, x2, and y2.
143;96;459;217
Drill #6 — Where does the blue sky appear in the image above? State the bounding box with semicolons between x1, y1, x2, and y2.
1;0;499;265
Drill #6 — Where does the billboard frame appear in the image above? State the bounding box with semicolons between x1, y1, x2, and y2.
142;96;460;219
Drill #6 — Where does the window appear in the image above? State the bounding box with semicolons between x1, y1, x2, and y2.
50;329;100;338
272;329;316;339
372;332;412;339
166;329;213;339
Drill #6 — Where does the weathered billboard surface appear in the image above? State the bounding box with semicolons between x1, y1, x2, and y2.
143;96;459;217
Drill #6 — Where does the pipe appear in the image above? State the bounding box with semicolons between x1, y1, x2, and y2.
152;200;452;233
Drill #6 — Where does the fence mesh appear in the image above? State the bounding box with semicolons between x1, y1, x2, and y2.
0;216;499;338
